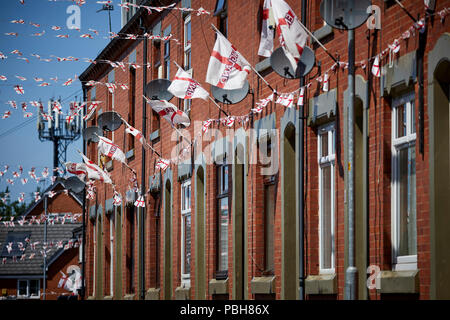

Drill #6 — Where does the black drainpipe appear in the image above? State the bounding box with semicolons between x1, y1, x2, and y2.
298;0;307;300
140;15;148;301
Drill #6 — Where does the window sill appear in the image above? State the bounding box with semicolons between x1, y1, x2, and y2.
209;278;228;295
150;129;160;142
305;274;337;295
250;276;276;295
123;293;135;300
126;149;135;161
175;285;190;300
145;288;160;300
377;269;420;294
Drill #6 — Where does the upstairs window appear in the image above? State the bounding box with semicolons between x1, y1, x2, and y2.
181;179;191;286
391;92;417;271
216;159;230;279
318;123;336;274
214;0;228;37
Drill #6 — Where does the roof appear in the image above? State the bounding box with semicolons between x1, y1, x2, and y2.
0;223;81;277
22;181;82;219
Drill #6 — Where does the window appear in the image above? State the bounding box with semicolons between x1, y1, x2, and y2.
128;67;136;152
264;179;276;274
214;0;228;37
318;124;335;274
90;86;96;101
153;41;162;79
181;179;191;285
17;279;40;299
184;14;191;71
216;160;230;279
127;206;135;293
164;39;170;79
391;92;417;271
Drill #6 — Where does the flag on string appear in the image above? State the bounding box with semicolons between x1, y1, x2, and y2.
271;0;309;69
134;195;145;208
125;125;146;146
168;67;209;100
372;55;381;77
297;87;305;106
156;158;170;171
276;93;295;108
205;31;251;90
97;136;127;164
323;73;329;92
202;119;213;134
144;97;191;127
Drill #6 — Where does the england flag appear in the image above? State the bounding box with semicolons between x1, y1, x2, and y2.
205;31;251;90
168;67;209;100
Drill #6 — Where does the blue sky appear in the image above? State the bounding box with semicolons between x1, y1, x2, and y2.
0;0;121;205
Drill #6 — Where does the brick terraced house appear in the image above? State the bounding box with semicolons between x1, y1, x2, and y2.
78;0;450;300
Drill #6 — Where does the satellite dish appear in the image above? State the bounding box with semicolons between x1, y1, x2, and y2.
270;46;315;79
82;126;103;143
211;80;249;104
62;176;86;193
145;79;174;101
320;0;371;30
97;111;123;132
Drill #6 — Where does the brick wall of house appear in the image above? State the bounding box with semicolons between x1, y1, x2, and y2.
80;0;450;300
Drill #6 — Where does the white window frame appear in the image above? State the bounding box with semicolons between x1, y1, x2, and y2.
109;213;114;296
17;279;40;299
184;14;191;70
391;92;417;271
180;179;191;286
318;123;336;274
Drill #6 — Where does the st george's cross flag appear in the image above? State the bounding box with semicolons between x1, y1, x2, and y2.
80;153;113;184
125;125;146;146
258;0;275;57
205;31;251;90
271;0;309;70
97;136;127;164
168;67;209;100
143;97;190;127
65;162;88;182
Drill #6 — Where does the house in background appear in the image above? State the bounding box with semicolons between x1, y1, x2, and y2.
0;182;83;300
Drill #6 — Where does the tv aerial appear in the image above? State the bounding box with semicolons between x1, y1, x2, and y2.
82;126;103;143
211;80;249;104
270;46;315;79
320;0;371;30
97;111;123;132
145;79;174;101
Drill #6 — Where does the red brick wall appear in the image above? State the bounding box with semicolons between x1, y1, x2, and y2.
81;0;450;300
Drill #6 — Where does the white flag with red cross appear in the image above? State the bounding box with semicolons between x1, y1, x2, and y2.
125;125;146;146
134;195;145;208
271;0;309;70
205;31;251;90
97;136;127;164
276;93;295;108
144;97;191;127
14;85;24;94
65;162;88;182
168;67;209;100
372;55;381;77
258;0;275;57
80;153;113;184
156;158;170;171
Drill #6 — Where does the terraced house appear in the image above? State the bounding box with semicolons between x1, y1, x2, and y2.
78;0;450;300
